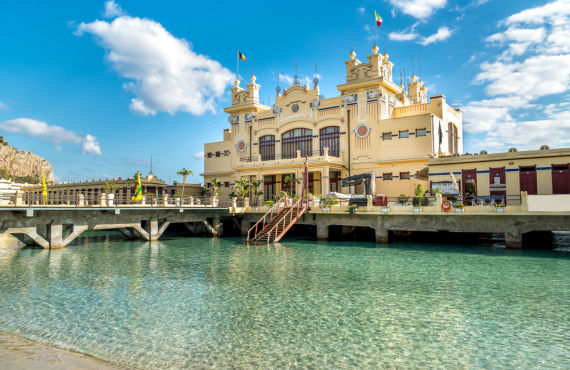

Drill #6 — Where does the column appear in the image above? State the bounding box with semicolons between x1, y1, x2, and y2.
322;167;330;195
505;229;523;249
146;218;159;241
212;216;221;237
316;223;329;240
375;226;389;243
48;224;64;248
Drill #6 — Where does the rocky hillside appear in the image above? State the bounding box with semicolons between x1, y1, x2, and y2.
0;137;54;183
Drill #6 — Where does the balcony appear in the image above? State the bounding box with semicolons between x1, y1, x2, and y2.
237;148;344;168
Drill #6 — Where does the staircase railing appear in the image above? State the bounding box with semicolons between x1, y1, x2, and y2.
257;197;307;243
247;196;287;241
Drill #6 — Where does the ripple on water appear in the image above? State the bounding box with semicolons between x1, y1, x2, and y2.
0;234;569;368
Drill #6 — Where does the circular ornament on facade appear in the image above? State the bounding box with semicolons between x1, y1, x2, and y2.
291;103;300;113
354;123;371;139
236;140;247;152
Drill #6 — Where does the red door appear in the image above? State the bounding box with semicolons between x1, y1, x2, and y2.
552;164;569;194
489;167;506;196
462;169;477;204
519;166;537;195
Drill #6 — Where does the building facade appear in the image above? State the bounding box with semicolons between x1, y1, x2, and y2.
428;147;570;203
203;45;463;199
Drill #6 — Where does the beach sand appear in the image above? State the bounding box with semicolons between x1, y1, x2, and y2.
0;331;119;370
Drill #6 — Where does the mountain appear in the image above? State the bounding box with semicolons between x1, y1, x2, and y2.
0;137;54;184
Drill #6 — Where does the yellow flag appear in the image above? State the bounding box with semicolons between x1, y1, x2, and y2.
41;172;47;205
131;171;143;202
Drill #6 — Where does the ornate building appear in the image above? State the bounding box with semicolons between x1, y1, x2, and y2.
203;45;463;199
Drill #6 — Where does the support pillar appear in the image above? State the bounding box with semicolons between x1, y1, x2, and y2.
505;228;523;249
240;218;250;236
322;167;330;195
316;223;329;240
146;218;159;241
48;224;64;248
375;226;389;243
212;216;221;237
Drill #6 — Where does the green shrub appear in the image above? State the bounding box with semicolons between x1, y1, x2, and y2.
398;194;409;205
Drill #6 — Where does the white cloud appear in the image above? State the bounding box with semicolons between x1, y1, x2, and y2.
357;6;365;13
389;31;419;41
279;73;293;85
76;15;234;116
420;26;452;45
388;0;447;20
103;0;125;18
0;101;8;110
0;118;102;155
463;0;570;152
193;151;204;160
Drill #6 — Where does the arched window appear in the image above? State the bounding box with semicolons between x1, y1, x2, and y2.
259;135;275;161
320;126;340;157
282;128;312;159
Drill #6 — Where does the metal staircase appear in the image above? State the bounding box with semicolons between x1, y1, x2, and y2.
247;159;309;243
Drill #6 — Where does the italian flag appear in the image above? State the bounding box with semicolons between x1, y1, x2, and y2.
375;10;383;26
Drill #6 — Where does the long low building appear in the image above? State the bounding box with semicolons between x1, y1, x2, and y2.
428;147;570;204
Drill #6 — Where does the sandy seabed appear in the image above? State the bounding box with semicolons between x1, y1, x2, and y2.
0;331;119;370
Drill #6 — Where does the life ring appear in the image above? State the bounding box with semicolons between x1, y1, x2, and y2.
441;200;452;211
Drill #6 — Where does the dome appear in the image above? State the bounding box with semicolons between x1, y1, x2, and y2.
479;150;488;155
508;147;518;152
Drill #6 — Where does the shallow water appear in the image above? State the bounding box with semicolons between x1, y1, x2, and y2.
0;234;569;368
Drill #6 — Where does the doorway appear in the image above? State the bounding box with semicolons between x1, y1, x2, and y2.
519;166;537;195
462;169;477;205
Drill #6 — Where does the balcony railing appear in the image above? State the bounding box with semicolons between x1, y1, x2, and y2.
239;149;341;163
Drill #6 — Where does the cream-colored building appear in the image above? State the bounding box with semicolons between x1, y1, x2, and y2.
203;45;463;200
428;147;570;204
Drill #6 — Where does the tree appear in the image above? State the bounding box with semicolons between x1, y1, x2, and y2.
248;179;263;205
232;178;250;197
0;136;7;146
282;174;300;196
176;168;194;197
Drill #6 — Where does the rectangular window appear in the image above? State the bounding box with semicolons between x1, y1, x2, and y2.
382;132;392;140
207;183;211;188
224;182;230;188
416;129;427;137
224;150;230;156
215;151;221;157
399;131;409;138
400;172;410;180
207;152;213;158
383;173;393;180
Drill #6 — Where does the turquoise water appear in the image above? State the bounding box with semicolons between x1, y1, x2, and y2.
0;234;569;368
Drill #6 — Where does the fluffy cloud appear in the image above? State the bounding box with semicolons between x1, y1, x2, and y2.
193;151;204;160
389;31;419;41
103;0;124;18
388;0;447;20
76;13;234;116
0;118;102;155
420;26;452;45
0;101;8;110
463;0;570;152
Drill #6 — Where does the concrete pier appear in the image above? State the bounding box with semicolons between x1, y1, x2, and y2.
0;207;229;248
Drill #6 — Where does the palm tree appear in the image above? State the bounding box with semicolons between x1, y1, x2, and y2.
232;178;250;198
248;179;263;205
176;168;193;197
211;177;221;197
283;174;300;196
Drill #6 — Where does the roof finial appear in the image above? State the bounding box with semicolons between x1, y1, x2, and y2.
313;62;319;87
276;71;281;94
293;59;300;85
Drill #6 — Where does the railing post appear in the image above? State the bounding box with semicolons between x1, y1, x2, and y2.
15;191;23;207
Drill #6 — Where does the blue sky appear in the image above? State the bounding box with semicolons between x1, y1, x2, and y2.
1;0;569;184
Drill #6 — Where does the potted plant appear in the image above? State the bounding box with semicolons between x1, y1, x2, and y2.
173;192;182;207
412;184;425;212
264;200;274;207
398;194;409;206
320;195;339;212
495;203;507;212
348;204;358;214
211;177;221;207
453;202;465;213
103;180;119;206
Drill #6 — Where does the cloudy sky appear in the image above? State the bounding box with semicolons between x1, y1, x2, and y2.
1;0;569;183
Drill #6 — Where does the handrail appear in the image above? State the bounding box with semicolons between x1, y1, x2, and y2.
247;196;286;241
259;198;306;243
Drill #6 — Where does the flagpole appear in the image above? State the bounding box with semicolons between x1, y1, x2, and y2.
236;49;239;85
